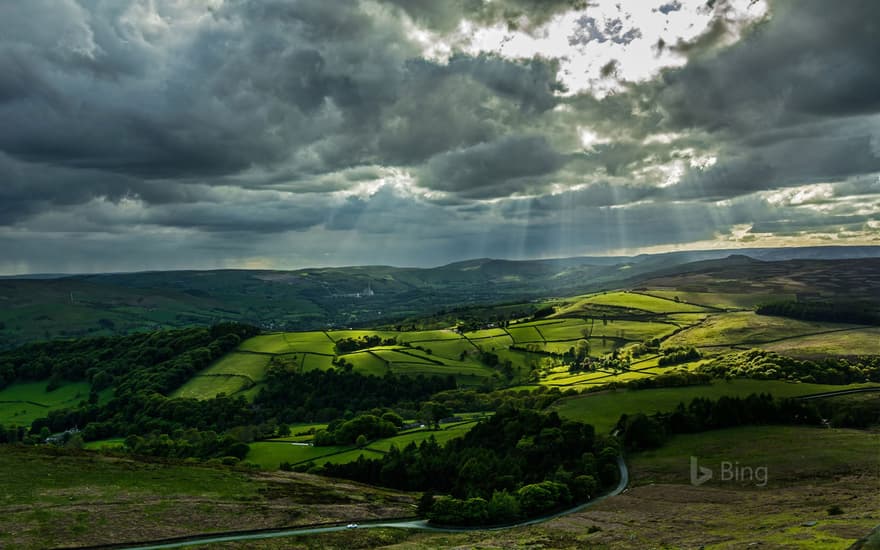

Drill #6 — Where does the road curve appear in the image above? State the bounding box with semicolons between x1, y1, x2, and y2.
86;457;628;550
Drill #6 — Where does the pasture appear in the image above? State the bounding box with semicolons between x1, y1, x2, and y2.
246;420;480;469
551;379;880;433
641;289;796;310
760;327;880;357
0;381;104;426
664;312;866;350
171;352;271;399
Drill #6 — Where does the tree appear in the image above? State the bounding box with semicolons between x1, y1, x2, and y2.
488;490;522;523
574;339;590;362
420;402;451;430
356;434;368;448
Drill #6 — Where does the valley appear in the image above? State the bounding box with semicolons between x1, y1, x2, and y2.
0;251;878;549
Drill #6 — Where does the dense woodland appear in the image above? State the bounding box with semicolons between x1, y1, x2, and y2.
320;406;620;525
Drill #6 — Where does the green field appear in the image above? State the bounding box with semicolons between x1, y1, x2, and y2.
246;442;358;468
585;291;710;313
0;381;106;426
664;312;864;350
551;379;880;433
760;327;880;357
247;425;478;469
171;352;271;399
644;289;798;310
239;332;335;355
365;422;477;452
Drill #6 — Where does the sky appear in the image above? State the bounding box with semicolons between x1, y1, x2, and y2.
1;0;879;274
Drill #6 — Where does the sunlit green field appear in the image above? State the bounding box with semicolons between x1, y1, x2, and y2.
551;379;880;433
587;291;709;313
0;381;108;426
554;291;710;316
246;420;480;468
664;312;866;350
171;352;271;399
239;332;336;355
643;289;797;310
246;442;358;468
760;327;880;357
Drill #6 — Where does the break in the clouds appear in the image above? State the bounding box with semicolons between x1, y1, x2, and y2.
0;0;878;274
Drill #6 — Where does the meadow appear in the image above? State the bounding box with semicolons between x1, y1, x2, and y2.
663;311;866;350
246;420;480;469
551;379;880;433
760;326;880;357
0;381;106;426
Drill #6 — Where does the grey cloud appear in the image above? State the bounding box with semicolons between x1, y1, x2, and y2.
420;135;567;197
661;129;880;201
660;0;880;131
750;215;875;235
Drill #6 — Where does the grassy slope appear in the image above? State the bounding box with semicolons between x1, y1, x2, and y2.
761;326;880;357
247;421;480;469
0;445;415;550
665;312;866;349
551;379;880;433
172;352;273;399
644;289;797;310
0;381;109;426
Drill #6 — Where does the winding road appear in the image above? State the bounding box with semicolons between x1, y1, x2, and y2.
71;457;628;550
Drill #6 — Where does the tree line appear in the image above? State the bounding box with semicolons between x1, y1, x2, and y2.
756;300;880;325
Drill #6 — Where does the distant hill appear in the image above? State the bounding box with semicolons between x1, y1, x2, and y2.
1;246;878;348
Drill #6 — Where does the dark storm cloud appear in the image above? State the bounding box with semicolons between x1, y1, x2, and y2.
420;135;567;198
0;0;566;207
660;0;880;129
1;0;879;273
633;0;880;202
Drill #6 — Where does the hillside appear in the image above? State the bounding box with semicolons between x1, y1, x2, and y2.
0;445;415;549
2;246;879;349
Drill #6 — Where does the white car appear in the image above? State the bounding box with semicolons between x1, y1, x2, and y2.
346;523;359;529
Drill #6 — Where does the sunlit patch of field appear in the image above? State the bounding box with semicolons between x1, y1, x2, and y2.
171;352;271;399
645;289;798;310
246;442;357;469
588;320;680;341
553;291;710;316
664;312;867;350
0;381;108;426
760;327;880;357
506;325;544;343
